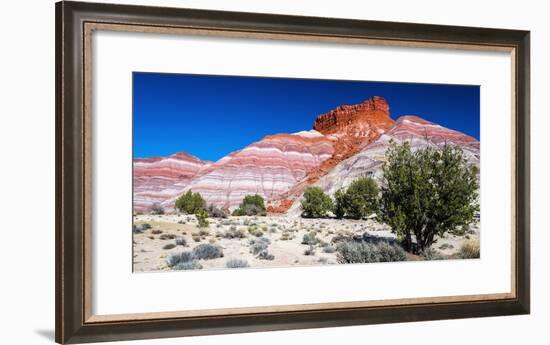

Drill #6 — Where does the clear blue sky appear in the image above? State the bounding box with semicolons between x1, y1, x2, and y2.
133;72;479;162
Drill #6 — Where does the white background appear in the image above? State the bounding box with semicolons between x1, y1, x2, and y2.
0;0;547;344
93;30;511;315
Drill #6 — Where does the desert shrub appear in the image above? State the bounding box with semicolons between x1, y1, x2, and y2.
223;228;247;239
196;209;210;228
422;248;446;260
192;244;224;260
151;229;163;235
334;177;379;219
233;194;266;216
458;240;480;259
258;250;274;260
159;233;176;240
175;190;206;214
149;203;165;215
166;251;205;270
132;225;143;234
198;229;210;236
254;231;264;237
336;241;406;264
136;223;152;231
162;243;176;250
301;232;318;245
318;257;329;264
438;243;454;250
300;186;333;218
166;251;194;267
322;246;336;253
175;237;186;246
380;140;479;253
225;259;250;269
249;241;268;255
280;231;293;241
249;237;270;255
191;233;201;242
304;245;316;256
206;204;227;218
173;260;203;270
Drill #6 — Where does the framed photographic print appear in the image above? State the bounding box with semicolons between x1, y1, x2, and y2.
55;1;530;344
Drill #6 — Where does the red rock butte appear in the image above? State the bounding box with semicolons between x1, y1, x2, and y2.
265;97;395;212
313;96;393;135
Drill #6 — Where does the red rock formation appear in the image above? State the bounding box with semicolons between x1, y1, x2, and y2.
313;96;391;135
270;97;395;212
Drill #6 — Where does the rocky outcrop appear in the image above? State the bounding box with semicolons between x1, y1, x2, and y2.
313;96;391;135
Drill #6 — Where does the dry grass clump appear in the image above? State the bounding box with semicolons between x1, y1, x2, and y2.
458;240;480;259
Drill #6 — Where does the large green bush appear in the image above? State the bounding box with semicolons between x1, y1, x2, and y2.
300;186;333;218
379;140;479;254
232;194;266;216
175;190;206;214
334;177;379;219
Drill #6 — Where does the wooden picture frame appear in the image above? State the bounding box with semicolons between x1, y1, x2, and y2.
55;1;530;343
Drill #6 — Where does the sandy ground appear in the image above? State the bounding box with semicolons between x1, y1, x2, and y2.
132;214;479;273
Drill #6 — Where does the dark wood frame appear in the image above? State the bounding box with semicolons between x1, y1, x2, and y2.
55;1;530;343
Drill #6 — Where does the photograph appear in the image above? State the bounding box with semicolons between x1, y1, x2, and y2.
132;73;481;272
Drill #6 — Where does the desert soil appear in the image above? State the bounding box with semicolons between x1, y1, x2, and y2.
132;214;479;273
